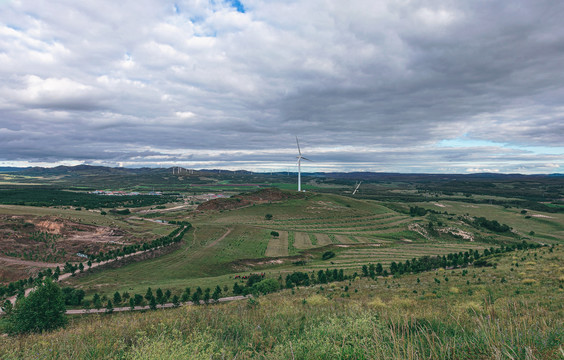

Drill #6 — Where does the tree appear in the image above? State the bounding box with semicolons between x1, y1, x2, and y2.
149;296;157;310
93;293;102;310
78;263;84;273
156;288;165;306
191;291;201;305
172;295;180;307
265;214;273;220
212;286;221;302
233;282;242;295
203;288;211;304
375;263;383;275
129;298;135;310
165;289;171;302
270;231;279;237
7;279;67;334
105;300;113;314
134;294;143;306
145;287;153;302
113;291;122;305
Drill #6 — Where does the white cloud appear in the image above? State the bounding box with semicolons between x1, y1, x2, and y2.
0;0;563;173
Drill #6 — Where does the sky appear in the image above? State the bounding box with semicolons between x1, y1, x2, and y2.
0;0;563;174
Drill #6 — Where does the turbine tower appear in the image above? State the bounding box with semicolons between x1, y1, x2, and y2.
296;136;311;192
352;181;362;195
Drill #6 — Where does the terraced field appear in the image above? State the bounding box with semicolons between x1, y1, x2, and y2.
300;242;489;271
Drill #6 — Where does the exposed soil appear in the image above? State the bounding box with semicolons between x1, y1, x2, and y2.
0;215;126;283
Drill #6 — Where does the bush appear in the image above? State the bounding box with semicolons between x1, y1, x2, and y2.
322;251;335;260
264;214;273;220
7;278;67;334
252;279;280;295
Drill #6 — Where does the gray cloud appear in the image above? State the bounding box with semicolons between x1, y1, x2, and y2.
0;0;563;173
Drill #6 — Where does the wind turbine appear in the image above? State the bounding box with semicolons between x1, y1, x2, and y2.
296;136;311;192
352;181;362;195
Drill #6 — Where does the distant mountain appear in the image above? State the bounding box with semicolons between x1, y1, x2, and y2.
16;165;137;176
0;167;28;173
8;165;562;180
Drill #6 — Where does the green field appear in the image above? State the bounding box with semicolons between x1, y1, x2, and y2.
56;190;562;304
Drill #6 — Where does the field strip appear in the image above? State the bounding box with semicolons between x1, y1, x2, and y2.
315;233;332;246
265;231;289;257
354;236;384;243
335;235;355;244
271;215;404;229
273;217;409;230
270;213;394;224
294;232;313;249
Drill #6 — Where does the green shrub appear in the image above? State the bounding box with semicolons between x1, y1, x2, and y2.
7;278;67;334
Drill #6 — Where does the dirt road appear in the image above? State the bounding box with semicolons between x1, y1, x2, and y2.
0;256;64;268
66;295;250;314
204;227;233;249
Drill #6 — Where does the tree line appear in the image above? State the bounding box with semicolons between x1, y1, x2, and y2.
0;188;175;209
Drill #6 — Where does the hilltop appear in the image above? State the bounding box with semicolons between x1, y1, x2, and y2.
196;188;306;211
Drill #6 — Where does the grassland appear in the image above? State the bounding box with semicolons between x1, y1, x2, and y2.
53;190;562;309
1;170;563;358
1;245;562;359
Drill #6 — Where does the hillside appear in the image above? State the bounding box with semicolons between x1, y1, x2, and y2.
1;244;562;359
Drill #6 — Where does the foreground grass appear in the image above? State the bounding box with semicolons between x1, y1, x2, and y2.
1;246;562;359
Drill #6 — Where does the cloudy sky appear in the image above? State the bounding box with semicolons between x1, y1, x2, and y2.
1;0;563;173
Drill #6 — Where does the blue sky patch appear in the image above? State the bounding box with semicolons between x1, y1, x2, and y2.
228;0;245;13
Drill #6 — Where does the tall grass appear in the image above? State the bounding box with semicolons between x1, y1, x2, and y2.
1;283;562;359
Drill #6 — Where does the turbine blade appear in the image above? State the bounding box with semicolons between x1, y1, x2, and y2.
302;157;312;162
296;136;301;155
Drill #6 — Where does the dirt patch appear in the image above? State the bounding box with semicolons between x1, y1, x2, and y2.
438;227;475;241
408;223;430;240
531;214;554;219
433;203;447;208
35;219;65;234
0;215;127;283
253;259;284;266
67;227;125;244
